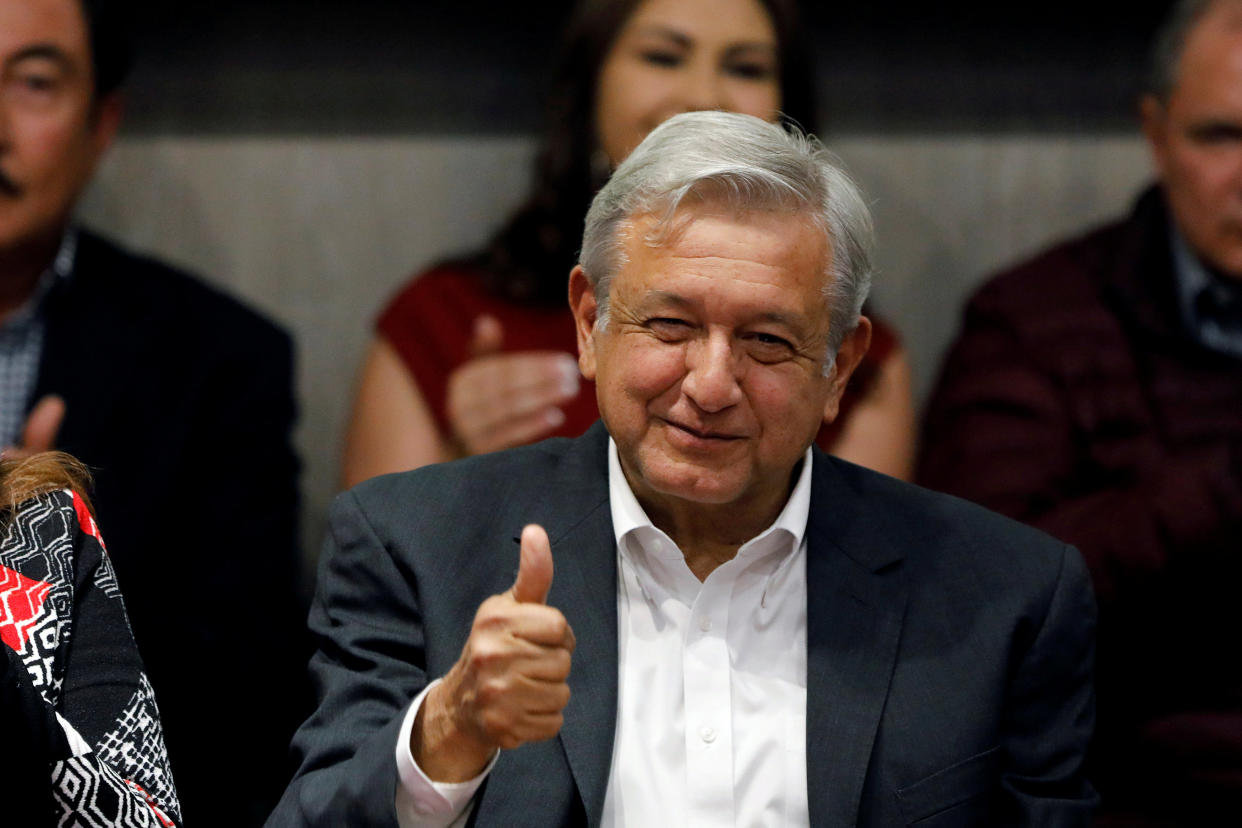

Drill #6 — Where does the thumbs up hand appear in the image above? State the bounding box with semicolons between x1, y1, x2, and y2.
413;525;575;782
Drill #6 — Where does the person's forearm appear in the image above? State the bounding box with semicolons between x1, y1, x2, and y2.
394;680;494;828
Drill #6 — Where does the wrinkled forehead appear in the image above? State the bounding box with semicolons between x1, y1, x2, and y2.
613;205;833;300
1175;1;1242;85
621;198;824;260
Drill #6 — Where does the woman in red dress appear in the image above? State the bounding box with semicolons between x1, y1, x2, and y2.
342;0;914;487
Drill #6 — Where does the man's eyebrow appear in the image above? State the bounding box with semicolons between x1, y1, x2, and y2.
641;289;694;309
641;292;805;327
8;44;74;71
1185;118;1242;138
751;310;803;327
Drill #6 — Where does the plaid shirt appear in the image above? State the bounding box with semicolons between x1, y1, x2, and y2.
0;230;76;448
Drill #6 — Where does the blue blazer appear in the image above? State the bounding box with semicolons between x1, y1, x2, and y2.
272;421;1096;826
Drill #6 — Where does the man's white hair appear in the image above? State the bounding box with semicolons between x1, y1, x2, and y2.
578;110;874;372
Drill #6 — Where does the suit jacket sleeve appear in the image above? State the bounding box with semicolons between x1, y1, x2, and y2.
268;488;431;827
997;542;1097;825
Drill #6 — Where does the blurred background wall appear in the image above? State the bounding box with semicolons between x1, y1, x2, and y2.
74;0;1173;580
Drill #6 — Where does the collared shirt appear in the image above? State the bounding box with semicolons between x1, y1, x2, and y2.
1169;222;1242;359
393;439;813;827
0;229;77;447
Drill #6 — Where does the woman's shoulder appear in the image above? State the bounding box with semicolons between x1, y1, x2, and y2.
376;259;500;355
379;259;494;321
378;258;577;352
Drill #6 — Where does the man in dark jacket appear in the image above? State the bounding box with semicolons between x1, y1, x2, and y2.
0;1;308;823
272;110;1097;828
920;0;1242;821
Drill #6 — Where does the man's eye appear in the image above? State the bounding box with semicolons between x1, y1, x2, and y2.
756;333;791;347
640;50;682;68
647;318;692;340
7;73;60;102
746;332;795;361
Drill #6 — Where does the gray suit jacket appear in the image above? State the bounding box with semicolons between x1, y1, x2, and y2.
270;422;1096;826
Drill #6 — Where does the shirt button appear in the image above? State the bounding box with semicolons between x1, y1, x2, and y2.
700;726;716;743
698;615;713;632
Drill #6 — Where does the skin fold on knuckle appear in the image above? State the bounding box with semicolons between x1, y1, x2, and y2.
480;705;519;742
552;649;573;680
468;639;514;676
474;595;517;626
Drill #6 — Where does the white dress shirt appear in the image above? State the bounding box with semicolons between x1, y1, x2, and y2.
394;439;812;827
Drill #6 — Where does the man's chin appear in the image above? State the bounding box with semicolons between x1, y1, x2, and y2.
1193;227;1242;281
1211;251;1242;282
637;458;751;508
0;224;29;256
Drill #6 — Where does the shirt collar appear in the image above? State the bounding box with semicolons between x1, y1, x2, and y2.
52;226;78;282
607;437;814;556
1171;221;1213;323
1170;220;1242;337
0;227;78;332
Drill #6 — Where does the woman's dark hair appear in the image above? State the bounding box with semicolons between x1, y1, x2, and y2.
79;0;133;99
478;0;818;305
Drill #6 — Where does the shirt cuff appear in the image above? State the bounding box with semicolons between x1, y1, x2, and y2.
394;679;498;827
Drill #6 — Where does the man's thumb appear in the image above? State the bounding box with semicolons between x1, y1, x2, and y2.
512;524;553;604
22;395;65;452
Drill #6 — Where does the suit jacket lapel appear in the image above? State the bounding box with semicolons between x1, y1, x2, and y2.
804;454;908;826
542;423;619;826
34;232;142;458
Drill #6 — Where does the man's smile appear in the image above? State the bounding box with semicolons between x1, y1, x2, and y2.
661;417;745;444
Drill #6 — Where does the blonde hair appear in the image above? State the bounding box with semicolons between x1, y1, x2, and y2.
0;451;94;519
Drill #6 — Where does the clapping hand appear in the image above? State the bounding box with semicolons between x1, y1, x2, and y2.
446;316;580;456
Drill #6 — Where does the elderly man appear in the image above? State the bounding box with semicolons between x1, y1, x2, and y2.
920;0;1242;821
0;0;306;823
273;111;1096;827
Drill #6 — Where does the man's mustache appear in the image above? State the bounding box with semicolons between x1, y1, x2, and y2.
0;169;23;198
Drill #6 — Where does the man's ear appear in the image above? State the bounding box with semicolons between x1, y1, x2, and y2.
1139;94;1170;179
568;265;599;381
87;91;124;167
823;315;872;424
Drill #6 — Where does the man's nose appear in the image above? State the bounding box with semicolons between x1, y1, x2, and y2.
681;334;743;413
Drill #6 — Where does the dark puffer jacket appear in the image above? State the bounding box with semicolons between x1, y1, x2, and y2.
919;186;1242;823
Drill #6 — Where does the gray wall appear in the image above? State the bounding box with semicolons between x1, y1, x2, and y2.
75;132;1154;577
